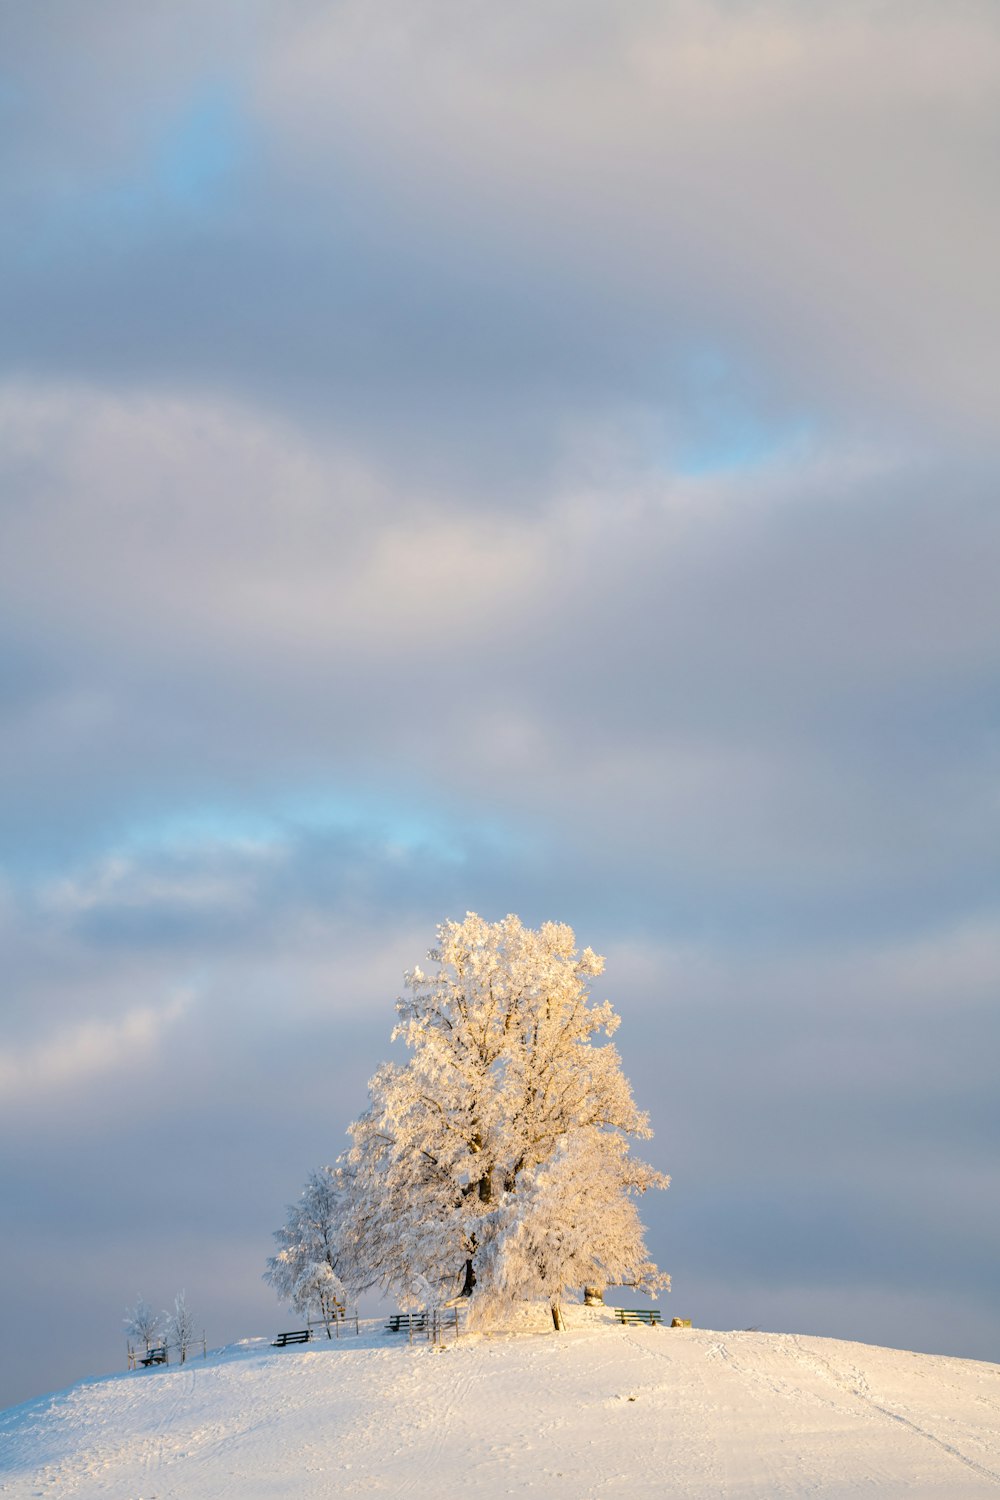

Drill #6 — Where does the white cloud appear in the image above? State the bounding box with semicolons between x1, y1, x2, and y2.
0;989;192;1105
0;382;545;662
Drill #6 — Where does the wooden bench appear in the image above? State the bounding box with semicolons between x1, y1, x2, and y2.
615;1308;662;1326
139;1345;168;1366
271;1329;312;1347
386;1312;427;1333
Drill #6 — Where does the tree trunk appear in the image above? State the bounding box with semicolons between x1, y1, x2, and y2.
459;1256;476;1297
551;1302;564;1332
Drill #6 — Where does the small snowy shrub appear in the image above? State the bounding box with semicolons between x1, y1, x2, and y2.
265;1167;348;1335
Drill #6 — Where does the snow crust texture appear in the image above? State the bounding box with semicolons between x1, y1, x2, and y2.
3;1309;1000;1499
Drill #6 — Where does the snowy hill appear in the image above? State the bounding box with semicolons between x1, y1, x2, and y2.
3;1305;999;1499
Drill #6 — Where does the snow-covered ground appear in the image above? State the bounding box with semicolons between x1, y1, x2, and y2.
2;1305;999;1499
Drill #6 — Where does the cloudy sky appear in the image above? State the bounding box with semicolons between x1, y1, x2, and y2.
2;0;999;1410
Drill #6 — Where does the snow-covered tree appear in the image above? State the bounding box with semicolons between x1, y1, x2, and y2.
124;1295;160;1351
475;1132;667;1328
329;913;669;1329
165;1292;196;1363
264;1167;348;1336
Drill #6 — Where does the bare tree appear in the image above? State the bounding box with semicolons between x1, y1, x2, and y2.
165;1291;196;1363
124;1296;160;1352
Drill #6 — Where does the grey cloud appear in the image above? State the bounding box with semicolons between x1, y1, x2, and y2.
251;1;1000;441
2;388;997;936
2;0;999;1412
3;2;998;484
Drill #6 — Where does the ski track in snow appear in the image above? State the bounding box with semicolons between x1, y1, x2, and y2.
1;1312;999;1499
785;1334;1000;1486
633;1327;1000;1497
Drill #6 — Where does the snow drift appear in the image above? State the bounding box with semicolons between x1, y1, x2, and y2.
2;1305;999;1499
